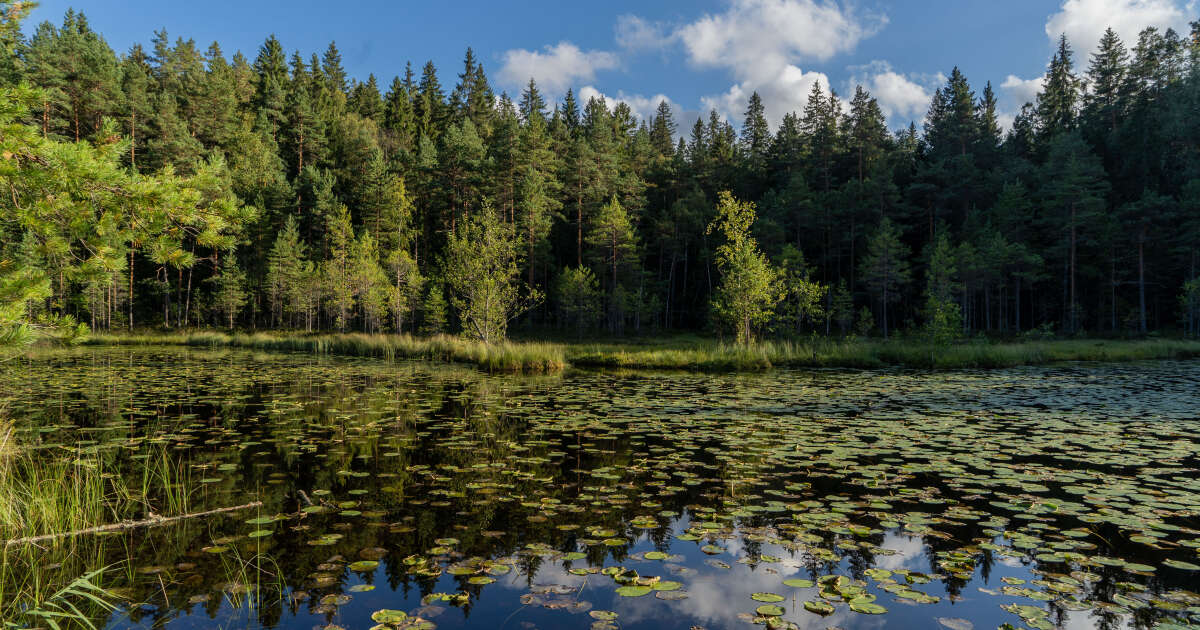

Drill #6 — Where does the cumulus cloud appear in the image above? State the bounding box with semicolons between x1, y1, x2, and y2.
615;14;671;52
675;0;887;127
578;85;679;123
700;66;834;128
847;61;936;126
1045;0;1197;56
496;42;620;96
677;0;885;69
1001;74;1046;106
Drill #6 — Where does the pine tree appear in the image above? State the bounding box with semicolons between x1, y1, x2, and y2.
266;214;308;328
518;78;547;124
415;61;446;141
587;195;639;321
554;266;601;334
119;50;153;170
1040;132;1109;333
321;41;348;95
860;217;911;338
1037;35;1082;140
846;86;887;184
349;73;383;121
208;251;247;328
649;100;676;157
252;35;288;141
922;228;961;343
323;204;355;331
739;92;770;166
1085;28;1130;134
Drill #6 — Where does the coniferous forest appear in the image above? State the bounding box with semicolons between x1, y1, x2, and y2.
9;6;1200;630
3;6;1200;346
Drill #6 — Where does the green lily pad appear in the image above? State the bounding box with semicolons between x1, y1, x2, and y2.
615;585;652;597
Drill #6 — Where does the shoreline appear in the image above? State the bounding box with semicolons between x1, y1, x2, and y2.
80;331;1200;373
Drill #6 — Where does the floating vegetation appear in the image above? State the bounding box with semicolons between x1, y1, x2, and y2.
1;346;1199;630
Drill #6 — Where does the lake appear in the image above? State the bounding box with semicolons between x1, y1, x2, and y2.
2;346;1199;630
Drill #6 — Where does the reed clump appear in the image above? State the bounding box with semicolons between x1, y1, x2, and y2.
90;331;567;373
88;331;1200;372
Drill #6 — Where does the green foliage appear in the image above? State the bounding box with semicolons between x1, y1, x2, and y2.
860;217;911;338
1181;277;1200;336
208;252;247;328
775;245;826;335
922;230;961;344
420;284;447;336
554;266;601;334
442;204;540;343
3;7;1200;342
707;192;783;344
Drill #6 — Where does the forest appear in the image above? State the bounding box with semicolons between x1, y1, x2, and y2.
2;5;1200;347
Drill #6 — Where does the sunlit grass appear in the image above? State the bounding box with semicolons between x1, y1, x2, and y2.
567;337;1200;370
89;331;568;373
0;422;191;541
87;331;1200;372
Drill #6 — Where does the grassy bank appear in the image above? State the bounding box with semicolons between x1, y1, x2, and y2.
83;330;1200;372
571;337;1200;370
88;331;568;373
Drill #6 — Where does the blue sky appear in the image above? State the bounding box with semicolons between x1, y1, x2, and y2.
25;0;1200;130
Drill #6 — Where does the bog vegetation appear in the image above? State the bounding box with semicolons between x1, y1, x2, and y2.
1;5;1199;353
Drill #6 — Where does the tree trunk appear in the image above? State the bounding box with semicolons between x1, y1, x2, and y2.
130;111;137;170
1138;232;1147;334
1069;203;1077;333
129;249;135;330
576;185;583;268
1014;275;1021;332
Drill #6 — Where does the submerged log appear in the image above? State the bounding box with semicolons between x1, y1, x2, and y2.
3;500;264;546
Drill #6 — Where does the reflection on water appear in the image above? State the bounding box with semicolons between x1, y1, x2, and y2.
1;346;1199;630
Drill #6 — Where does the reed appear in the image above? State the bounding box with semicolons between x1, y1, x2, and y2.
87;331;1200;372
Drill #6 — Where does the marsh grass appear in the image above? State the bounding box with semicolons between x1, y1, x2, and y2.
216;545;288;613
0;424;192;541
89;332;567;373
567;337;1200;370
0;564;118;630
87;331;1200;372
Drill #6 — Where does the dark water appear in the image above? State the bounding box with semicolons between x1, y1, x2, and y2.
2;346;1200;630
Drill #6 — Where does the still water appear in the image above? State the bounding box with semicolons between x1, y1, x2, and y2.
2;346;1199;630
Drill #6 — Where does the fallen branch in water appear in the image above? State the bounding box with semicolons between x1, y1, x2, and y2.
3;501;264;546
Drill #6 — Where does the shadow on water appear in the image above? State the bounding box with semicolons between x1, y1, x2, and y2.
1;346;1198;630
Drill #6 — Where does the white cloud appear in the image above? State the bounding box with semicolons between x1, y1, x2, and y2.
677;0;885;70
1001;74;1046;106
847;61;935;126
674;0;887;127
578;85;679;124
496;42;620;96
1045;0;1196;56
615;14;670;51
700;66;834;128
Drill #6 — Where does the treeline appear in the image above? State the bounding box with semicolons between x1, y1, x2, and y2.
3;8;1200;341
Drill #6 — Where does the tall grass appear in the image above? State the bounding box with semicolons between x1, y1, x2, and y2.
1;564;118;630
89;331;567;373
87;330;1200;372
567;337;1200;371
0;423;191;541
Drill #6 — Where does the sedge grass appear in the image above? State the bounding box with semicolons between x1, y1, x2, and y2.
0;423;192;542
88;331;567;373
86;330;1200;372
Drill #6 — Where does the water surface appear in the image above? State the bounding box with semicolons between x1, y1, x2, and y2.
3;346;1199;630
